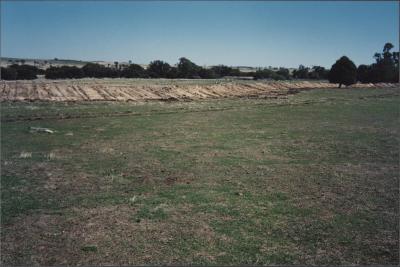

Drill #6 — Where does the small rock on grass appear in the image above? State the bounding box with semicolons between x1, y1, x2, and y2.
29;127;55;134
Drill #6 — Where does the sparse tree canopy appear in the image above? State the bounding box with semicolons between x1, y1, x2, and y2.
328;56;357;87
357;43;399;83
383;42;394;53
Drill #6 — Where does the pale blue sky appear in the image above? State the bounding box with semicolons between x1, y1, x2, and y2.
1;1;398;68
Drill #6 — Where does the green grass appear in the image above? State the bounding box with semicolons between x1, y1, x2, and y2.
1;87;399;265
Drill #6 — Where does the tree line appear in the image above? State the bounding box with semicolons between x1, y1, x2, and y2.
329;43;399;87
0;58;330;81
1;43;398;84
1;64;44;80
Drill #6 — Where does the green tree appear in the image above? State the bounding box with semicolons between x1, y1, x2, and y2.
147;60;171;78
253;69;273;80
121;64;147;78
292;65;309;79
276;68;290;79
177;57;201;78
328;56;357;88
45;66;84;79
198;68;217;79
308;66;329;80
167;67;179;79
372;43;398;82
211;65;234;78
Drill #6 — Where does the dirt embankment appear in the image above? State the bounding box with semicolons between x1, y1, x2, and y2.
0;80;398;102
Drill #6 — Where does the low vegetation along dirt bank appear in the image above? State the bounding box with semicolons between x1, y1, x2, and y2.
1;79;397;102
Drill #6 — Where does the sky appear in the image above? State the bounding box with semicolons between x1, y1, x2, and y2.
1;1;398;68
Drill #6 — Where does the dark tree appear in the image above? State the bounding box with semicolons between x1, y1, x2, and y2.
253;69;273;80
328;56;357;88
393;51;399;65
45;66;84;79
383;42;394;55
308;66;329;80
198;68;217;79
121;64;147;78
177;57;201;78
167;67;179;79
210;65;235;78
1;67;17;80
82;63;113;78
228;68;241;77
373;53;382;63
276;68;290;79
369;43;398;82
9;64;39;80
357;64;371;83
292;65;309;79
270;73;286;80
355;43;399;83
253;69;286;80
147;60;171;78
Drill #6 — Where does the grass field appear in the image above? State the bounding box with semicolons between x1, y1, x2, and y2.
1;87;399;265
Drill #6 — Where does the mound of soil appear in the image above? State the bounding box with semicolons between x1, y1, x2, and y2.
0;80;397;102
